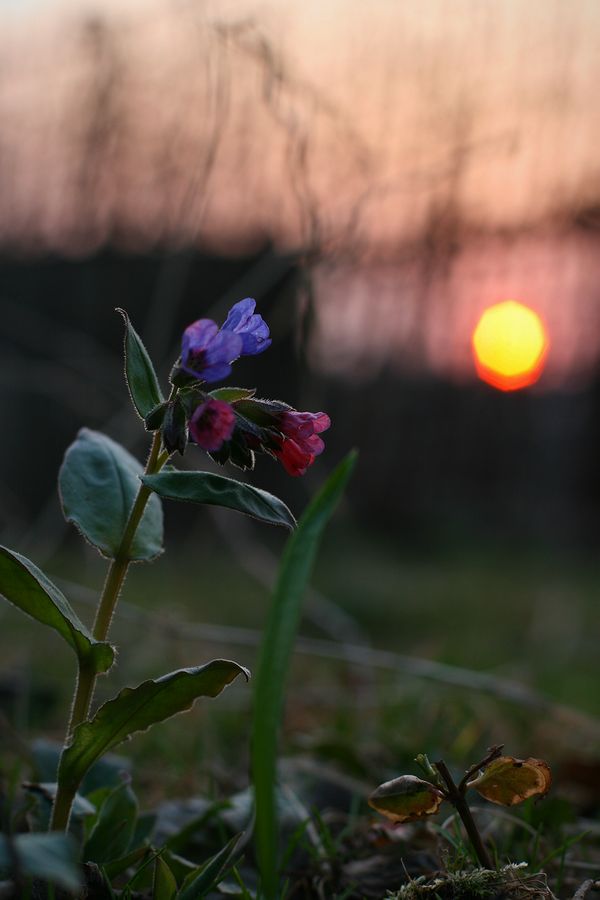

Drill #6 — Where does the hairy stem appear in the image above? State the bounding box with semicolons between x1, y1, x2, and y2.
435;759;493;870
50;429;167;831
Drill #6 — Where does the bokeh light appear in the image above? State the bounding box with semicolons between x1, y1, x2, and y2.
472;300;549;391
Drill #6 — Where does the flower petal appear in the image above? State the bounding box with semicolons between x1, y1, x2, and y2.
203;330;243;367
222;298;256;331
189;398;235;451
182;319;219;357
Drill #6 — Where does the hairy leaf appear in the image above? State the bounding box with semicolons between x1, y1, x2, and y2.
468;756;552;806
59;428;163;560
368;775;444;823
252;451;357;899
117;308;164;419
142;471;295;530
0;546;114;672
209;387;256;403
59;661;249;791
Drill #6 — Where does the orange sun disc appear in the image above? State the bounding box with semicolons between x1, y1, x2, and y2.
472;301;549;391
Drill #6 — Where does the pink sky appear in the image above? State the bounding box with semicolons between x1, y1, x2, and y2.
2;0;599;384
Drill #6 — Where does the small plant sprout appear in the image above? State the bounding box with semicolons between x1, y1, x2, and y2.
0;297;333;872
369;745;552;870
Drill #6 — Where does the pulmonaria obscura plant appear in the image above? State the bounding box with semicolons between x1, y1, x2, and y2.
0;299;331;888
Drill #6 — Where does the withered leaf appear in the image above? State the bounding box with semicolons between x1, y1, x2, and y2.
467;756;551;806
368;775;444;823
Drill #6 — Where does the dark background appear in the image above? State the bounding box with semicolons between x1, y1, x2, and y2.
1;247;599;557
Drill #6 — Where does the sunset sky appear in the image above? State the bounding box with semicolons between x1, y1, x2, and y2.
1;0;599;386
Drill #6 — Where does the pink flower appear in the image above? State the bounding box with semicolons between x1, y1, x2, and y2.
273;410;331;476
189;398;235;452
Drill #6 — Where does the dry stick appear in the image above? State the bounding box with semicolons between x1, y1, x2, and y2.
571;880;595;900
434;758;493;870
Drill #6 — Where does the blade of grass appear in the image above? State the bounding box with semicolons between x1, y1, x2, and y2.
251;452;357;900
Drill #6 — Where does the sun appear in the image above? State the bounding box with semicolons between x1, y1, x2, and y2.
472;300;549;391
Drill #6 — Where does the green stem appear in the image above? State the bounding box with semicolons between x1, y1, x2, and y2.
435;759;493;870
50;429;168;831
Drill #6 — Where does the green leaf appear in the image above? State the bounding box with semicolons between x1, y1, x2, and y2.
368;775;444;823
209;387;256;403
131;811;157;850
251;451;357;900
84;779;139;864
154;855;178;900
59;661;249;792
162;850;197;884
0;545;114;673
104;845;150;881
145;402;168;432
0;832;82;893
117;308;164;419
142;471;295;530
177;833;245;900
59;428;164;561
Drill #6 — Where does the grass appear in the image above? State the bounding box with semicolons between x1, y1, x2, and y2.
0;524;598;897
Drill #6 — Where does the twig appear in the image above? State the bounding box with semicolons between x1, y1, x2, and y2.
459;744;504;792
434;758;493;869
571;880;595;900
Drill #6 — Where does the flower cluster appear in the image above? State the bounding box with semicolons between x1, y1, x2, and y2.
156;299;330;476
180;298;271;383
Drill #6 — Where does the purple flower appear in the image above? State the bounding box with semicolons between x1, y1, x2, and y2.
180;299;271;383
221;298;271;355
189;398;235;451
181;320;243;383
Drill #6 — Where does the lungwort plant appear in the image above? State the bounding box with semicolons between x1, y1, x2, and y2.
0;299;346;896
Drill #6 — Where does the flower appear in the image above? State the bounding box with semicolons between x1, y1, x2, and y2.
180;299;271;383
181;320;243;383
273;410;331;476
221;298;271;355
189;398;235;451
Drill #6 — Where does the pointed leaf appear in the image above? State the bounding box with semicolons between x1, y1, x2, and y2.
145;402;168;432
104;845;151;881
59;428;163;561
84;779;139;864
252;451;357;900
59;661;249;791
468;756;552;806
117;308;164;419
142;471;295;530
0;833;82;893
209;387;256;403
177;832;245;900
154;855;178;900
0;546;114;672
368;775;444;823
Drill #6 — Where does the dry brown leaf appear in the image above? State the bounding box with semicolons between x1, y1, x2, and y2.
467;755;552;806
368;775;444;823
